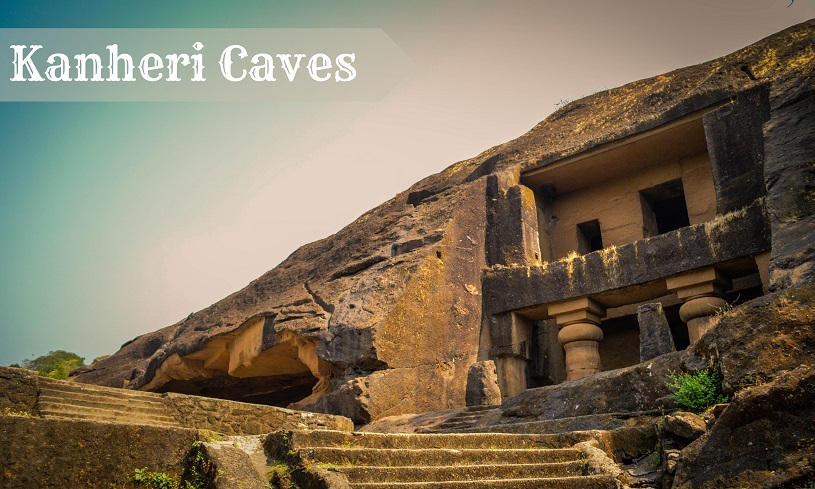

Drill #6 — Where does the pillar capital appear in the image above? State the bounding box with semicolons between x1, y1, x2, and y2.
549;297;606;326
666;267;731;301
667;267;731;344
550;296;606;381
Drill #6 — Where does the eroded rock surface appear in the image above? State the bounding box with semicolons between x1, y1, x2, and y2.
664;411;707;441
672;365;815;489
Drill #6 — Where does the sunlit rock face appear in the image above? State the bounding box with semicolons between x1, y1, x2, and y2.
72;21;815;424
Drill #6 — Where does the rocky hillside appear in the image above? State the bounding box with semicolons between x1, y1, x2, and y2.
72;20;815;424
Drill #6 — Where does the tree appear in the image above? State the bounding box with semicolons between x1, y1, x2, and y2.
13;350;85;379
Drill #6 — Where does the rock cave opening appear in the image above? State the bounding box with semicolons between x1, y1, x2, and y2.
139;318;331;409
153;372;318;408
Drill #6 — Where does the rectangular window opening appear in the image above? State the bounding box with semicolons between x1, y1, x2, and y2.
640;179;691;236
577;219;603;254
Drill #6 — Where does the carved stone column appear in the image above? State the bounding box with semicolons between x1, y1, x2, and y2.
550;297;606;381
666;267;731;344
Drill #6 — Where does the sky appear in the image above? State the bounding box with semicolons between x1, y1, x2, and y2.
1;0;813;366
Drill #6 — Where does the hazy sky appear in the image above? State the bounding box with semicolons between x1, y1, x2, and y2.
1;1;812;365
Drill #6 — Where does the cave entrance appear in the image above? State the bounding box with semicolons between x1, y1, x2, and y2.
141;318;330;409
154;371;318;408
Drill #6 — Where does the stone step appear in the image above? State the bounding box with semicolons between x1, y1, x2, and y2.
38;393;169;414
417;409;501;433
462;405;500;412
349;475;618;489
39;402;180;427
449;411;663;435
40;409;182;428
38;378;167;401
272;430;618;488
300;447;582;467
434;420;480;430
449;412;488;420
286;429;581;450
438;414;485;425
337;461;585;483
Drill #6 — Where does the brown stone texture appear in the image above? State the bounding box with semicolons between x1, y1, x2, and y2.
637;303;676;362
483;200;771;316
664;411;707;441
71;21;815;425
500;350;682;420
672;365;815;489
0;367;39;415
764;79;815;290
198;441;269;489
0;417;197;489
465;360;502;407
691;285;815;393
163;392;353;435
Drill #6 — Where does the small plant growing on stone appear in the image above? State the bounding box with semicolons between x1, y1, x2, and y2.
181;440;219;489
2;407;32;418
267;461;299;489
714;300;735;319
667;370;730;411
198;430;221;443
132;468;178;489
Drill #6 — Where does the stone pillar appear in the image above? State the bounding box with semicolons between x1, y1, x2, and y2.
666;268;731;344
637;303;676;362
550;297;606;381
491;312;533;399
754;251;771;294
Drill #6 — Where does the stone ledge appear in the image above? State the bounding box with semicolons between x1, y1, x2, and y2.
0;366;354;435
0;416;198;489
483;199;770;315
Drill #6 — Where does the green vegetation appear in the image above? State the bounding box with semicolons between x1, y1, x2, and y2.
667;370;729;411
133;468;177;489
181;441;219;489
714;301;735;319
10;350;85;379
2;407;32;418
197;430;221;443
131;440;219;489
268;461;298;489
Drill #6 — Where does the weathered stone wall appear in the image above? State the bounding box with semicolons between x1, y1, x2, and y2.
483;200;770;316
0;367;39;415
704;85;770;214
163;392;353;435
764;79;815;290
312;178;489;423
0;417;198;489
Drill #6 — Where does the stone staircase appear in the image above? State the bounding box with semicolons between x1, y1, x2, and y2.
265;430;621;488
433;410;664;436
420;405;501;433
37;377;181;427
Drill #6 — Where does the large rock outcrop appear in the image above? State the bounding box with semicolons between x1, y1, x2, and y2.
73;20;815;424
672;365;815;489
